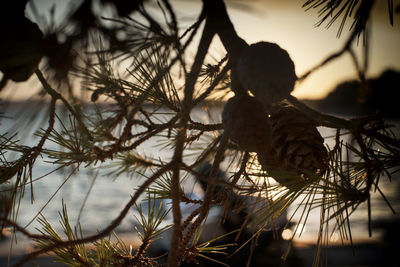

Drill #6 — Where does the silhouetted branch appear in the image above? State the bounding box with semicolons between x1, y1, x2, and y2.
168;13;216;266
15;163;172;267
178;133;228;262
35;69;93;141
0;217;51;241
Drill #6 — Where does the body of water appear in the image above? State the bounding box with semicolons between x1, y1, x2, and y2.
1;101;399;249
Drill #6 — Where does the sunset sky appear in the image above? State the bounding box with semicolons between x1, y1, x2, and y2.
222;0;400;99
4;0;400;100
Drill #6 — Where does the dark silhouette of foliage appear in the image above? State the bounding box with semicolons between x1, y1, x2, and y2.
0;0;399;266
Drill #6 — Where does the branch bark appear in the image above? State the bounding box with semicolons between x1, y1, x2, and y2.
168;10;216;267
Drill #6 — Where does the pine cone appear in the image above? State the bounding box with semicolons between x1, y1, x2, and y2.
258;102;328;188
237;42;297;105
222;94;272;153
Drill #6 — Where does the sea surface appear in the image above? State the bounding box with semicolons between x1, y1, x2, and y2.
1;101;399;248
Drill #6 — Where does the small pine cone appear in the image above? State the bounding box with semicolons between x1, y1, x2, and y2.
258;102;328;187
222;94;272;152
237;42;297;105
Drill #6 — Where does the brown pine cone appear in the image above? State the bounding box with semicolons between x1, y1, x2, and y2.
222;94;272;153
237;42;297;105
258;102;328;188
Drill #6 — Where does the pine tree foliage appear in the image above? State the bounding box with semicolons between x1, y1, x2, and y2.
0;0;399;266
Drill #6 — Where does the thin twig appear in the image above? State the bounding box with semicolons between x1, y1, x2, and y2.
297;24;359;82
35;70;93;141
0;218;52;241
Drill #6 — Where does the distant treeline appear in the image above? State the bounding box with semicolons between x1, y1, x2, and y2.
304;69;400;118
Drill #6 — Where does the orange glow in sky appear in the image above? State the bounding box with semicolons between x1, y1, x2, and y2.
224;0;400;99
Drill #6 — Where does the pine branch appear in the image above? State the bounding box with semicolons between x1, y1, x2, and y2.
1;1;399;266
178;133;228;262
35;69;93;141
0;98;56;183
0;217;53;241
15;163;172;267
303;0;378;37
168;13;216;266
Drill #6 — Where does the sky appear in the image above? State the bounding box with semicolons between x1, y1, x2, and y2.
221;0;400;99
3;0;400;100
